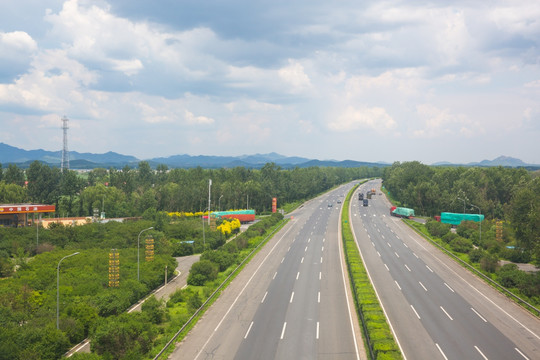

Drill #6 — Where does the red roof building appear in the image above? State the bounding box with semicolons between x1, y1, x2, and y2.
0;204;56;228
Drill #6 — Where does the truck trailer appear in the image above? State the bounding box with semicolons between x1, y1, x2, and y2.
439;212;484;226
390;206;415;219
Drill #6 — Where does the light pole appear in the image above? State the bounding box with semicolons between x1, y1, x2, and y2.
138;227;153;282
202;207;208;249
57;252;79;329
208;179;212;225
470;204;482;244
457;197;466;213
218;195;223;211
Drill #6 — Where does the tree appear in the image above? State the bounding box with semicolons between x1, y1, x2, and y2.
4;164;25;186
26;161;62;204
510;177;540;262
60;170;84;216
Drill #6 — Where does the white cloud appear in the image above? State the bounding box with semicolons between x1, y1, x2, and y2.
413;104;475;138
329;106;396;132
185;110;214;125
0;31;37;55
279;59;312;93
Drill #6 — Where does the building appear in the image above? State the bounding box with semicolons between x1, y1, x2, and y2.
0;204;56;227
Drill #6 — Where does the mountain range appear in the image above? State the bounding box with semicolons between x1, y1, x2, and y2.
0;143;538;170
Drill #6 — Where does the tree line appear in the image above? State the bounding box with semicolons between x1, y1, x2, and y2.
0;161;382;218
382;161;540;263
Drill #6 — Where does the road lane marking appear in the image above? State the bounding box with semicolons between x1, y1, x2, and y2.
471;308;487;322
403;243;408;248
322;246;324;251
436;343;448;360
413;252;419;258
287;246;290;252
419;281;427;291
319;271;321;280
280;322;287;339
444;283;455;293
515;347;530;359
426;265;433;272
411;304;421;319
371;241;375;247
281;257;285;263
318;291;320;303
440;306;453;320
308;238;311;243
261;291;268;303
296;272;300;280
394;251;399;258
301;257;304;263
475;346;488;360
321;256;323;263
387;242;392;247
395;280;401;290
377;251;381;257
273;272;277;279
316;321;320;339
305;246;308;252
290;292;295;303
404;264;411;272
382;235;385;239
384;264;389;271
244;321;254;339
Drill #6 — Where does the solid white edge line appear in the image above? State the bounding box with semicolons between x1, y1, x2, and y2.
515;347;530;360
244;321;254;339
348;185;405;360
193;222;297;360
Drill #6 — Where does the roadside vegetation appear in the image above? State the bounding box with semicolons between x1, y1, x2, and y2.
342;182;403;360
1;162;382;359
383;162;540;311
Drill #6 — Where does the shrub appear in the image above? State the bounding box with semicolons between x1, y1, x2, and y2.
441;232;458;244
425;220;451;238
480;253;499;273
187;260;218;286
450;237;473;253
468;248;483;263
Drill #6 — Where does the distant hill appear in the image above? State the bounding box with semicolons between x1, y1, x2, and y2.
432;155;539;169
0;142;138;167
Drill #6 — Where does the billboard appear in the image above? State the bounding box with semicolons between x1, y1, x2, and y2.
272;197;277;213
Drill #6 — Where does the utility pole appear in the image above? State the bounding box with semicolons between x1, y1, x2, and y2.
208;179;212;225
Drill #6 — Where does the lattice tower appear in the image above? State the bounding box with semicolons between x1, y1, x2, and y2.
61;116;70;171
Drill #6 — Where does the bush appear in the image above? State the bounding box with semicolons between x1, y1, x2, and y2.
425;220;451;238
468;248;483;263
441;232;458;244
450;237;473;253
480;253;499;273
173;242;194;257
201;249;236;272
187;260;219;286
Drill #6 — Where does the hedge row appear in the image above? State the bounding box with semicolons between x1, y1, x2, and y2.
342;184;403;360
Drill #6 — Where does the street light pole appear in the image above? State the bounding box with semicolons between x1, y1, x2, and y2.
208;179;212;225
470;204;482;244
457;197;466;213
138;227;153;282
218;195;223;211
202;207;208;249
57;252;80;329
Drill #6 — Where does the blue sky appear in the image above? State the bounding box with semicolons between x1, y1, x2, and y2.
1;0;539;164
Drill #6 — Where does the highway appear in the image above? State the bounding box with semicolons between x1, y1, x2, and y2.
169;183;365;359
350;179;540;360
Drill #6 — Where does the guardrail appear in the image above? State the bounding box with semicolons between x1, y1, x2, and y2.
153;219;286;359
404;221;540;317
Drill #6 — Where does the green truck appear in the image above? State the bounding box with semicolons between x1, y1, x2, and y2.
390;206;415;218
439;212;484;225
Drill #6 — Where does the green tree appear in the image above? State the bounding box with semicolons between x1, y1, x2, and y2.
4;164;25;186
510;177;540;262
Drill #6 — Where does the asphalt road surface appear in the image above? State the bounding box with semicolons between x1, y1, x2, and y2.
351;179;540;360
169;183;365;360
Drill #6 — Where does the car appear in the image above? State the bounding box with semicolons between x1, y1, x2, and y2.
337;199;342;204
328;203;333;207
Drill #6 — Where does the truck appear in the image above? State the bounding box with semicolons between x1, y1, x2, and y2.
212;210;256;223
390;206;415;219
439;212;484;226
363;199;369;206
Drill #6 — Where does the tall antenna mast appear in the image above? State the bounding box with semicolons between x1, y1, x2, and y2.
61;116;70;172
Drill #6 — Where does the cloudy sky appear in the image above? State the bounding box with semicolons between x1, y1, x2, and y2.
1;0;539;164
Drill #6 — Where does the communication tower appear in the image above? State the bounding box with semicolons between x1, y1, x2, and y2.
61;116;70;172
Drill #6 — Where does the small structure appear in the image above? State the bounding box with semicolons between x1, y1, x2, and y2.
212;210;256;223
0;204;55;227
